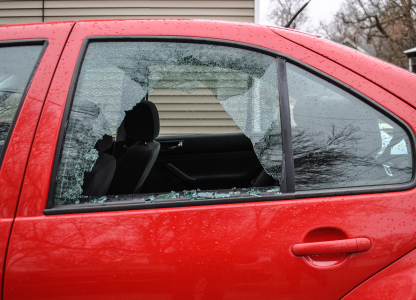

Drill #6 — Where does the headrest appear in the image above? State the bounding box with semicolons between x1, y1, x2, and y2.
124;101;160;142
95;134;113;154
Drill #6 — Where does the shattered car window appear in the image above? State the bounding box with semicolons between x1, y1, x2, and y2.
54;41;281;205
287;63;413;190
0;45;43;155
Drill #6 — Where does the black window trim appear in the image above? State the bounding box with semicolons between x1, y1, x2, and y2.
0;39;48;168
278;58;295;193
44;36;416;215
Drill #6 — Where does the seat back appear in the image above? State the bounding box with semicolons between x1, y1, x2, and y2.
108;101;160;194
82;134;116;197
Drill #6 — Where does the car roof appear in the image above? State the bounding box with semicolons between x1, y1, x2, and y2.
2;18;414;108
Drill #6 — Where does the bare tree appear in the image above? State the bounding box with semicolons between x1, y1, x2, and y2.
268;0;310;30
321;0;416;68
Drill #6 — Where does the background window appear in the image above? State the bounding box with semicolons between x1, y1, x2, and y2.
287;63;413;190
0;44;43;155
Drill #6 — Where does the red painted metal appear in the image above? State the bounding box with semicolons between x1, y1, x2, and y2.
342;249;416;299
0;21;74;297
1;19;416;299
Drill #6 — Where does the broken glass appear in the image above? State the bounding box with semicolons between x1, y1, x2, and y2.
221;63;282;179
55;41;282;205
65;186;282;207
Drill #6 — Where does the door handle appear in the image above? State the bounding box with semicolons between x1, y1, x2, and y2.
165;163;197;183
160;140;184;152
292;238;371;256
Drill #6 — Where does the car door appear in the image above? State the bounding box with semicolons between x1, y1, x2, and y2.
4;20;416;300
0;22;74;297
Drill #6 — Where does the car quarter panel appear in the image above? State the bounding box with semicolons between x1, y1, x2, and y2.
4;20;416;299
342;248;416;299
0;21;74;298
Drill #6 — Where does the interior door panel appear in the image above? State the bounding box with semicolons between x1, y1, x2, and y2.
141;133;262;193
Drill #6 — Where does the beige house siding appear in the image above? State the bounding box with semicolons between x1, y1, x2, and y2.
0;1;255;25
0;0;255;136
150;87;241;136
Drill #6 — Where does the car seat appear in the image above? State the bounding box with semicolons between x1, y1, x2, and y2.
107;101;160;194
82;134;116;197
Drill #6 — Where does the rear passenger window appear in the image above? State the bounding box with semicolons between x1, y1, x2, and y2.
286;63;413;190
53;41;282;206
0;44;43;156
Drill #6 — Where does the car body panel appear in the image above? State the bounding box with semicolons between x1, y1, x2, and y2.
1;19;416;299
0;21;74;297
6;192;416;299
342;248;416;299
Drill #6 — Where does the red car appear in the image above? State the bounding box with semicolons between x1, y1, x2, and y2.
0;19;415;299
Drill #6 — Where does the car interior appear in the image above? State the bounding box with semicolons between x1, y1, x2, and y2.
85;99;277;199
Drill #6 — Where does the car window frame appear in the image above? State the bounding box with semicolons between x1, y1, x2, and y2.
44;36;416;215
0;40;48;168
